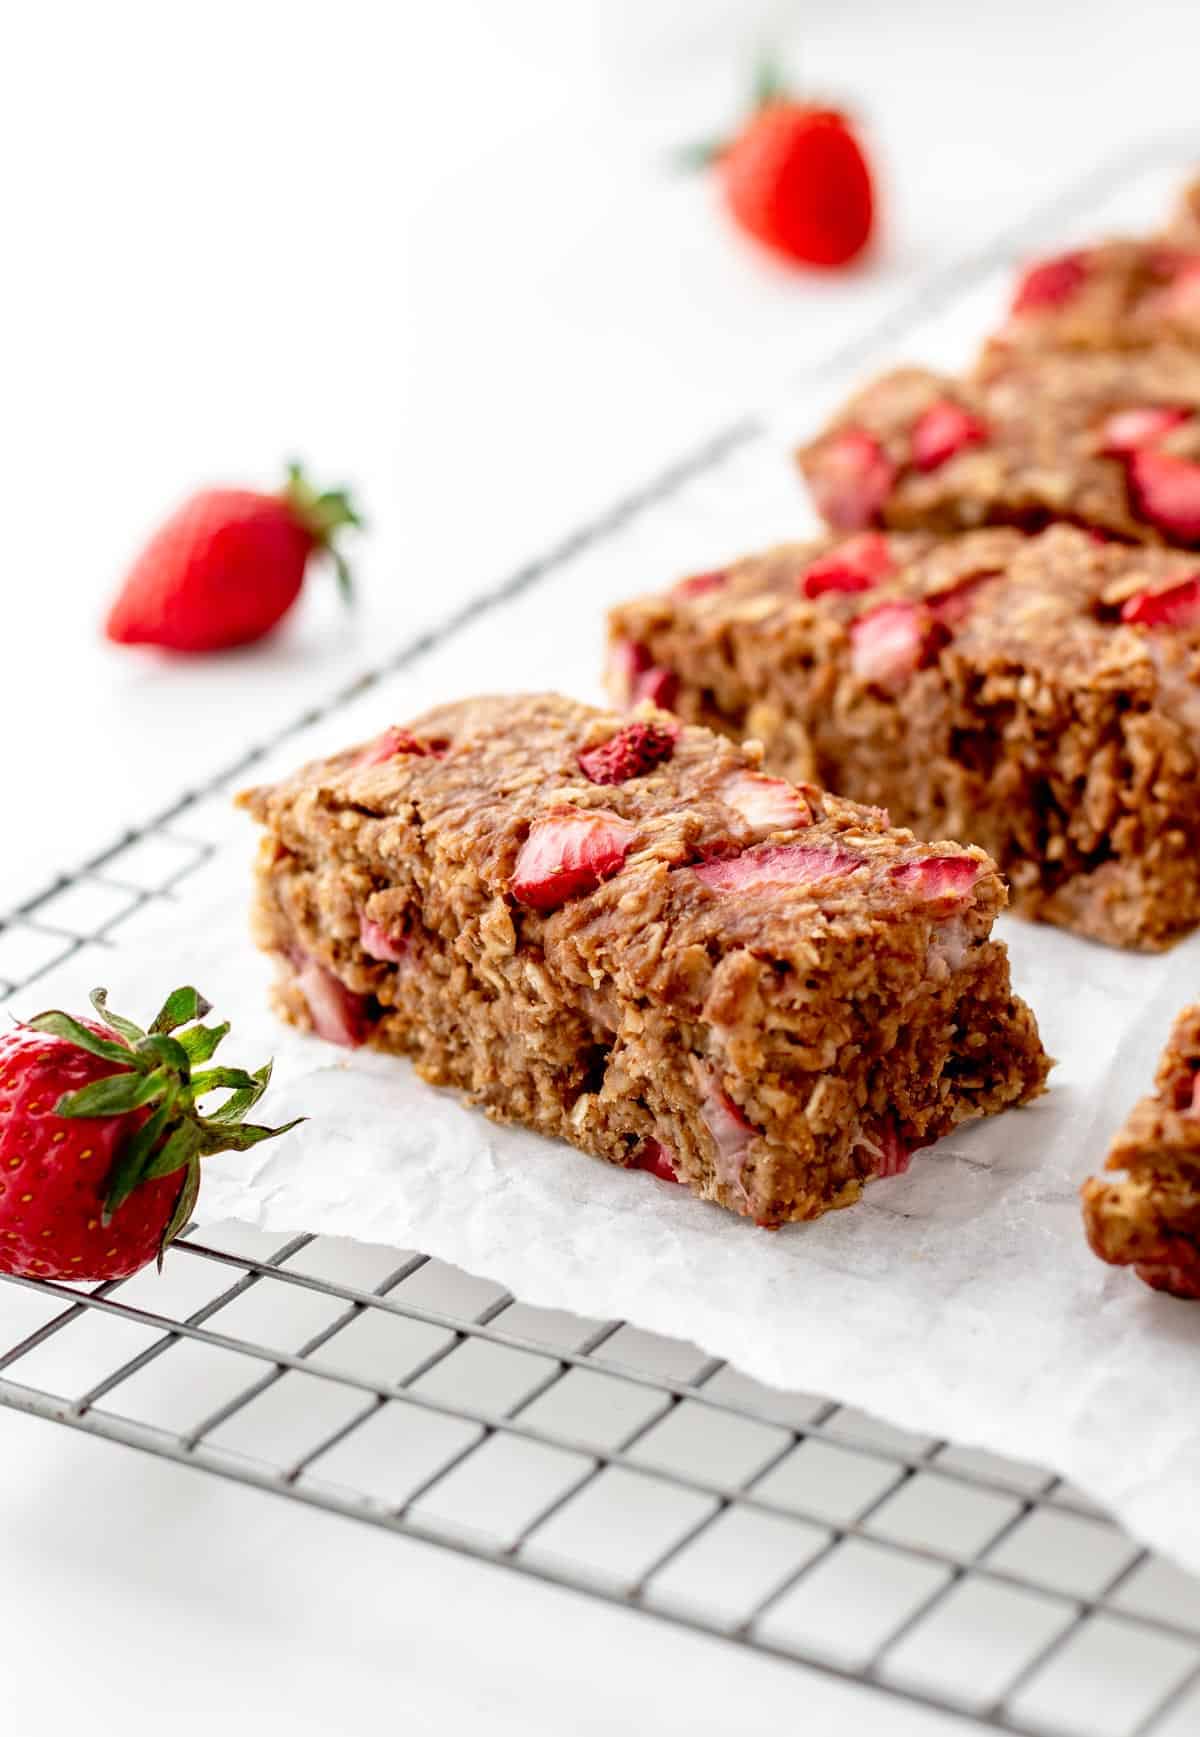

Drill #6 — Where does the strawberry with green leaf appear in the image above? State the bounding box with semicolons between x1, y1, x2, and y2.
0;985;299;1280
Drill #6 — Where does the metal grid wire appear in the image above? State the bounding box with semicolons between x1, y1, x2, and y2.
4;137;1200;1736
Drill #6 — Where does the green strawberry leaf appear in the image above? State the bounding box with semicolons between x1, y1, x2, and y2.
206;1060;273;1123
102;1092;179;1220
149;986;212;1036
27;1010;140;1068
178;1020;231;1064
89;988;146;1044
158;1160;202;1268
57;1066;170;1119
196;1115;304;1155
140;1118;204;1182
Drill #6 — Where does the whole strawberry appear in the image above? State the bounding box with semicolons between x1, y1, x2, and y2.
0;985;299;1280
105;462;361;652
685;64;875;269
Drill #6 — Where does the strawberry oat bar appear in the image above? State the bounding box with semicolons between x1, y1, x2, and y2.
240;694;1048;1227
1082;1003;1200;1299
796;346;1200;546
608;523;1200;950
977;239;1200;372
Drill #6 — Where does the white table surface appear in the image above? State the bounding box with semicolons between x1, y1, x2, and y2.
6;1;1200;1730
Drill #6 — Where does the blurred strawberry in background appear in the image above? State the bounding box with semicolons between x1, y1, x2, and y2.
685;63;875;269
105;462;361;653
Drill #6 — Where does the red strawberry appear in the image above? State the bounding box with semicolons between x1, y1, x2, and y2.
635;665;680;710
579;721;677;785
0;986;297;1281
630;1138;680;1184
850;600;931;686
1099;406;1190;455
1010;250;1089;314
911;400;988;472
866;1119;915;1178
798;531;896;597
721;771;810;833
1154;258;1200;321
355;727;438;769
691;842;863;893
1120;574;1200;629
701;1076;758;1170
511;809;635;912
807;429;896;531
607;639;677;709
359;913;409;965
1128;448;1200;540
673;570;728;599
105;463;361;653
926;571;999;628
891;856;979;904
294;956;372;1046
690;65;874;268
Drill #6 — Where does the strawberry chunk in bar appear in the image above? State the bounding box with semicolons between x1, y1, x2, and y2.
241;693;1048;1227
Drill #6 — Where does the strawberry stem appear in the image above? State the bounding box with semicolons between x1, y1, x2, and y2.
283;460;363;608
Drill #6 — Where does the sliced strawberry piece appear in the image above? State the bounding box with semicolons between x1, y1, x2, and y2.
870;1121;915;1178
891;856;979;905
850;600;930;686
691;842;863;893
355;726;433;768
1098;405;1190;455
798;531;896;598
606;638;653;705
579;721;677;785
1129;448;1200;541
911;400;988;472
721;771;810;833
296;958;370;1047
673;569;728;599
630;1138;680;1183
634;665;680;710
511;809;635;912
1155;258;1200;321
1011;250;1089;314
808;428;896;531
359;913;408;964
1120;573;1200;629
700;1073;758;1191
926;571;999;628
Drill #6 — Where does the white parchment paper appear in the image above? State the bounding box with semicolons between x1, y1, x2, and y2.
27;842;1200;1573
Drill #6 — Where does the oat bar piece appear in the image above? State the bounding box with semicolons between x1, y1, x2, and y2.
608;523;1200;950
977;239;1200;373
1082;1004;1200;1299
1164;174;1200;248
239;693;1049;1227
796;347;1200;547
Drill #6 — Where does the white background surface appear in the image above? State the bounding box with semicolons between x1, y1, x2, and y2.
7;1;1200;1731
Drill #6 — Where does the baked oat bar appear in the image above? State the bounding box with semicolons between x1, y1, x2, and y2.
796;346;1200;547
1164;174;1200;248
608;523;1200;950
239;693;1049;1227
977;239;1200;373
1082;1004;1200;1299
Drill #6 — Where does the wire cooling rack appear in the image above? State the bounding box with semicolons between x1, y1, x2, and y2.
4;137;1200;1737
